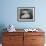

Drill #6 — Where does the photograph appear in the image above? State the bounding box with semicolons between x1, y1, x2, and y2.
17;7;35;22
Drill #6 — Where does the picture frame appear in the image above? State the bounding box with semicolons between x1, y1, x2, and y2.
17;7;35;22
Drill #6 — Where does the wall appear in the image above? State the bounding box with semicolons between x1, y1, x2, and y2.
0;0;46;30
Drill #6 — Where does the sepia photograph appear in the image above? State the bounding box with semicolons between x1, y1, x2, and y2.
17;7;35;22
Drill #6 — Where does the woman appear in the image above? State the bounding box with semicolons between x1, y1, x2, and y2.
20;9;33;19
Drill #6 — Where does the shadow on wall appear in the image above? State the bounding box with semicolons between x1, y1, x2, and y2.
0;24;7;43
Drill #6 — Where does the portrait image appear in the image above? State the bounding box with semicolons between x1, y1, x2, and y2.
17;7;35;22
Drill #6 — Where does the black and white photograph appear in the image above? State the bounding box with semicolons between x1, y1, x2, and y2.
17;7;35;22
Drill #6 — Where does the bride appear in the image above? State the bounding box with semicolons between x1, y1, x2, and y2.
20;9;33;19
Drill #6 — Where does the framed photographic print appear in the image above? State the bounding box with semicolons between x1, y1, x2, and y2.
17;7;35;22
